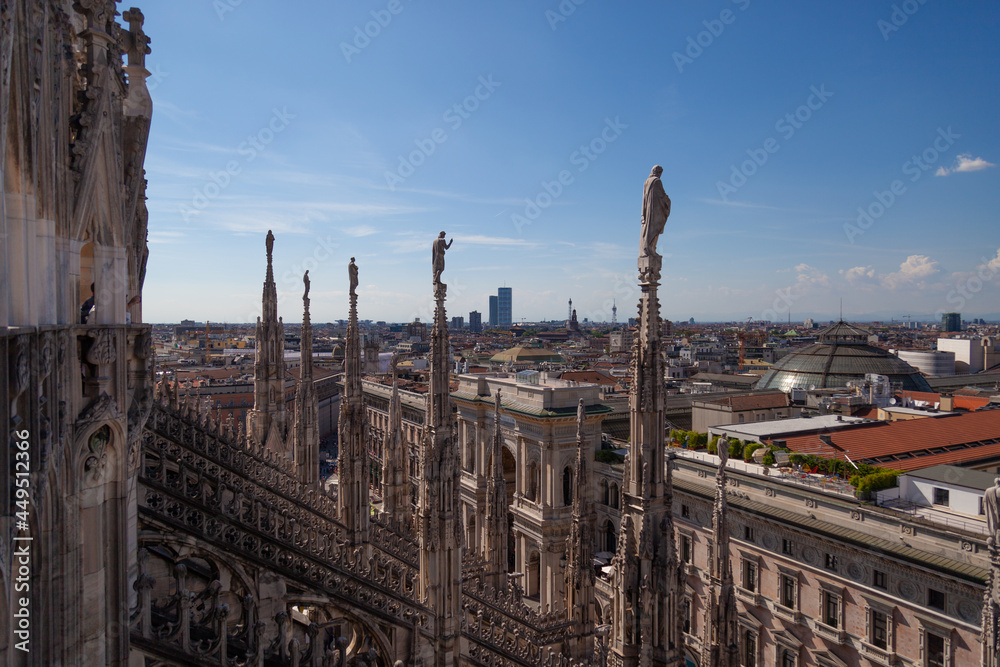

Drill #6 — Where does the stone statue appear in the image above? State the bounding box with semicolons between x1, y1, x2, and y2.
266;229;275;260
986;477;1000;547
640;165;671;259
348;257;358;296
303;270;310;299
432;231;453;285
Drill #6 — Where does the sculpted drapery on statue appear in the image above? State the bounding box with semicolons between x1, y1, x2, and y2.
349;257;359;296
640;165;671;260
432;231;453;287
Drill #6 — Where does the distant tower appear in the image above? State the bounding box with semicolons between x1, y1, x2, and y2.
568;297;573;322
612;300;617;326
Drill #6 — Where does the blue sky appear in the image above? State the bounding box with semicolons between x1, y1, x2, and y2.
140;1;1000;324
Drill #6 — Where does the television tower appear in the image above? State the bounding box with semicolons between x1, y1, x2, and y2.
612;300;617;326
568;298;573;321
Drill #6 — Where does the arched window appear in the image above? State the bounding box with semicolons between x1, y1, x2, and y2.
563;466;573;506
605;520;617;552
610;483;619;509
602;479;609;505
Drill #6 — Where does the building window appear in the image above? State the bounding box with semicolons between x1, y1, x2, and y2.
742;629;757;667
742;559;758;593
926;631;946;667
681;504;690;519
744;525;755;542
823;591;840;628
605;521;617;553
563;467;573;505
780;574;796;609
602;479;609;505
927;588;945;611
825;553;838;572
681;535;692;563
933;488;950;506
782;538;793;556
682;597;692;634
871;609;889;649
779;649;796;667
610;483;619;509
873;569;887;590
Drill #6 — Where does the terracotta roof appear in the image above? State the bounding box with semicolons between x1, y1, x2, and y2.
560;370;616;385
776;408;1000;471
707;393;789;411
954;395;992;411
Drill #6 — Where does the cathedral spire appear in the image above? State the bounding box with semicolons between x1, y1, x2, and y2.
702;441;737;667
612;165;683;666
294;271;319;484
248;230;288;454
483;389;509;590
381;360;411;524
565;398;596;661
417;232;462;665
338;257;369;547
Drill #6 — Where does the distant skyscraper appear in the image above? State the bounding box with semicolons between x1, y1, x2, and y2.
469;311;482;333
489;295;498;327
942;312;962;332
451;316;464;330
498;287;512;328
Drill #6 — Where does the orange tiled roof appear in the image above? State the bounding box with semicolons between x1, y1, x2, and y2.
776;408;1000;470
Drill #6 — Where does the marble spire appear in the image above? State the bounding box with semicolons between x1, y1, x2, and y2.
565;398;597;661
247;230;288;454
338;257;369;547
483;389;509;590
293;271;319;484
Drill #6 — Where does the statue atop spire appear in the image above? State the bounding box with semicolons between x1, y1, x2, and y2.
293;271;319;484
248;230;288;455
339;258;369;547
612;165;684;666
639;165;671;285
418;233;462;664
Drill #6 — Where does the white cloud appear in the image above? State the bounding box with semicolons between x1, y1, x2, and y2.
935;153;995;176
881;254;940;289
794;263;829;287
453;234;540;248
841;265;876;284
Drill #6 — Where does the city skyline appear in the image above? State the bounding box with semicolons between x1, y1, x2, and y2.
140;2;999;324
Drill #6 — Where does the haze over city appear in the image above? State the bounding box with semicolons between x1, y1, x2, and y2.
140;1;999;324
